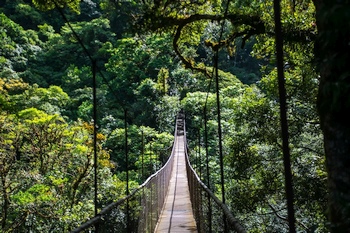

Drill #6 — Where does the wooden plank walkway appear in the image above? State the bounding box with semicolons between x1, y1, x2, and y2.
154;135;198;233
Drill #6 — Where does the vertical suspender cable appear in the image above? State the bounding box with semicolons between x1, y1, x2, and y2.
214;2;231;231
273;0;296;232
141;129;144;181
92;60;99;232
214;47;227;232
204;108;212;233
124;109;130;233
214;48;225;205
124;109;129;196
198;127;202;180
148;139;153;232
150;141;153;172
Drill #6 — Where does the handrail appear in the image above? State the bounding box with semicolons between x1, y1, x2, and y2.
71;115;181;233
183;118;246;233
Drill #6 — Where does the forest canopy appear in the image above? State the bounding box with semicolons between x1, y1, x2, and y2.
1;0;350;232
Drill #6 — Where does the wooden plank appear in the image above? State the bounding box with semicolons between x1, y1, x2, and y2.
154;135;197;233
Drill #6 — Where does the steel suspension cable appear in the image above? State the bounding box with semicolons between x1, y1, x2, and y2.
199;59;214;231
200;2;231;231
273;0;296;232
214;48;226;230
202;36;216;233
203;62;214;191
214;1;231;232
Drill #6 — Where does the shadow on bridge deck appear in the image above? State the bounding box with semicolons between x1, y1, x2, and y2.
154;135;197;233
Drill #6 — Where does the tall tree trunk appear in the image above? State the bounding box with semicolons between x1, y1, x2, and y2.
315;0;350;232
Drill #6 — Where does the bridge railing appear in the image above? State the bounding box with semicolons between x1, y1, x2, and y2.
71;116;182;233
183;120;246;233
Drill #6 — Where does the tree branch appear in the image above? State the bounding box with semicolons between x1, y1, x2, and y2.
268;203;309;230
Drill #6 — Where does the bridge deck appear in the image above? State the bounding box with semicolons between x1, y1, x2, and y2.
154;135;197;233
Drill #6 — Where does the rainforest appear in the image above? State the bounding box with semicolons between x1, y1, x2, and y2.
1;0;350;232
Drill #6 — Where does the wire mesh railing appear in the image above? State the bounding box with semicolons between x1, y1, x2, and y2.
70;116;182;233
183;121;246;233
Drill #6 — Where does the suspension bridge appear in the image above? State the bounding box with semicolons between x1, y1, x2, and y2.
71;114;246;233
56;0;295;231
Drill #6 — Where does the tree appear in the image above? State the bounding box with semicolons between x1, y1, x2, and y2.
104;33;177;126
28;17;115;87
0;13;42;80
0;76;122;231
0;107;120;232
314;0;350;232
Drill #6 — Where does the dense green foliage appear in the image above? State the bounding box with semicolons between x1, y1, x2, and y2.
0;2;177;231
0;0;331;232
